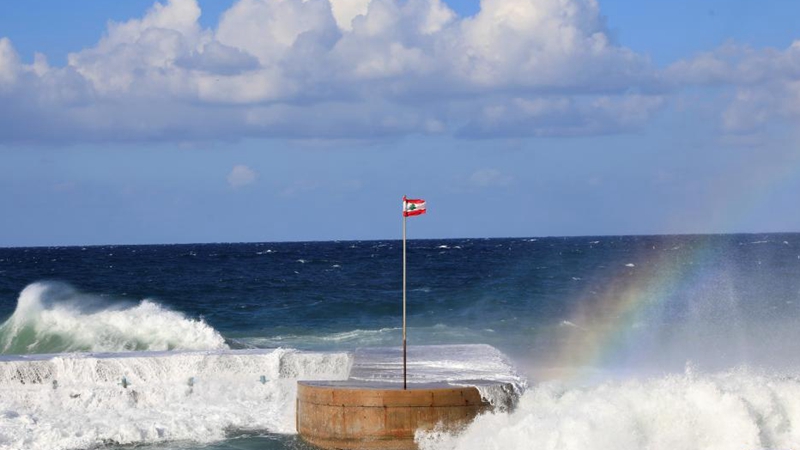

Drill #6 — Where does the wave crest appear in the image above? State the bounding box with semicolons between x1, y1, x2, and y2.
418;369;800;450
0;282;227;354
0;348;352;449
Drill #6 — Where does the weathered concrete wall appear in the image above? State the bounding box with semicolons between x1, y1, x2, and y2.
297;381;489;450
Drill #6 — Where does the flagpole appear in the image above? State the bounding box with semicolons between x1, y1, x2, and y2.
402;202;407;391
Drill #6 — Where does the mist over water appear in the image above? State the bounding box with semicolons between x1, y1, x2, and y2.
1;234;800;449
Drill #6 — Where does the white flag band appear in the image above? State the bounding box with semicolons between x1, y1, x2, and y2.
403;197;426;217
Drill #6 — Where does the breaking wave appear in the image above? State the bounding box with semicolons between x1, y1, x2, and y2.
0;348;352;449
0;282;227;354
0;283;528;449
0;342;522;450
418;368;800;450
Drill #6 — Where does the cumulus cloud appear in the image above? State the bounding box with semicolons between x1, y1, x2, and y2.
176;41;260;75
460;94;665;138
227;164;257;188
0;38;20;87
668;41;800;134
5;0;773;144
668;41;800;86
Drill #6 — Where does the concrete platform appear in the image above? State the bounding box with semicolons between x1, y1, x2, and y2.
296;381;495;450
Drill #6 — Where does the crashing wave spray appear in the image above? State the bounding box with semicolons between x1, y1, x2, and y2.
418;368;800;450
0;348;352;450
0;283;529;449
0;282;227;354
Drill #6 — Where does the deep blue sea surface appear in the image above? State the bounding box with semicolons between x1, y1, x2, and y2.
2;234;800;449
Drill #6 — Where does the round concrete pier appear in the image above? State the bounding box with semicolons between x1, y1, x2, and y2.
297;381;490;450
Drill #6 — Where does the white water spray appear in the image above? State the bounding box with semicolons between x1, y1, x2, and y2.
0;348;352;449
0;282;227;354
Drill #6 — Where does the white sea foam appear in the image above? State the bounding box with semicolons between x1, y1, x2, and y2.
0;344;525;450
0;285;529;449
418;368;800;450
0;349;352;450
350;344;526;409
240;325;494;350
0;282;227;354
559;320;582;329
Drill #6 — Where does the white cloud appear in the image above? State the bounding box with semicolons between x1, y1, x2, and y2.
3;0;767;144
216;0;337;67
329;0;372;31
227;164;257;188
461;94;665;137
668;41;800;134
176;41;260;75
67;0;206;95
0;38;20;88
668;41;800;86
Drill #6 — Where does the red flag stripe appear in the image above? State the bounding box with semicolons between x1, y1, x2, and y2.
403;209;426;217
404;198;425;204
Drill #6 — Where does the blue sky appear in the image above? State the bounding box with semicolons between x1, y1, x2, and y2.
1;0;800;246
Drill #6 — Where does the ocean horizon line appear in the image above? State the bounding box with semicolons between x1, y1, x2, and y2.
2;230;799;250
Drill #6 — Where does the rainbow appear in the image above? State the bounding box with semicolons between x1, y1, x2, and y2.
532;145;800;382
535;237;754;382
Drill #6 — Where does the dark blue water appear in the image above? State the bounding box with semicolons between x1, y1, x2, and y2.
3;234;800;450
2;234;800;361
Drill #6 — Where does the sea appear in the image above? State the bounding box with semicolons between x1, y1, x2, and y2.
2;234;800;450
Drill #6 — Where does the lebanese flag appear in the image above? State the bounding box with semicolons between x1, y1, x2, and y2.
403;196;427;217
